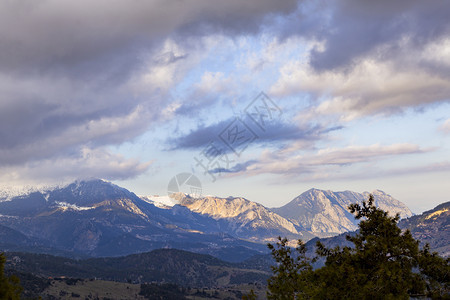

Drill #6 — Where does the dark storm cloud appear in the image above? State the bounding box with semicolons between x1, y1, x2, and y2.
169;115;335;151
285;0;450;71
209;160;257;174
0;0;297;74
270;0;450;119
0;0;297;181
319;1;449;71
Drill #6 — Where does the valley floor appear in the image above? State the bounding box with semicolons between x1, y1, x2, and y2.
37;278;267;300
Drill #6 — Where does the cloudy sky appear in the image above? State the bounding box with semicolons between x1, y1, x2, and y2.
0;0;449;212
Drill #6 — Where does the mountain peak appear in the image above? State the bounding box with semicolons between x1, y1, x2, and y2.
177;195;302;243
272;189;412;235
42;178;140;207
68;178;115;189
371;189;388;195
305;188;326;194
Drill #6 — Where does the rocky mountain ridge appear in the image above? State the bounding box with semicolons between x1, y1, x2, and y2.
0;179;414;261
0;179;267;261
398;201;450;256
271;188;412;235
178;195;315;243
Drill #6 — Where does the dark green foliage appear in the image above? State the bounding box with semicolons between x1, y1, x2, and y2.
267;195;450;299
0;253;22;299
267;237;314;299
418;244;450;299
5;269;51;299
242;289;257;300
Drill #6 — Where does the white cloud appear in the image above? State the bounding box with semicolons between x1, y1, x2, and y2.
0;147;151;187
232;143;427;179
271;41;450;121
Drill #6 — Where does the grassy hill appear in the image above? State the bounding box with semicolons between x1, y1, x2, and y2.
5;248;270;289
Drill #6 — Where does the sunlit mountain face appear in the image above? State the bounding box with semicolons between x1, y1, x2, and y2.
0;179;268;261
0;179;420;260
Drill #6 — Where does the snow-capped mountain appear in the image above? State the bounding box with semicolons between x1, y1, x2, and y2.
0;179;267;261
0;180;414;261
0;185;41;202
139;195;179;209
271;188;413;235
177;195;314;243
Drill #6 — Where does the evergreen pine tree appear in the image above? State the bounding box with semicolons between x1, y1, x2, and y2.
267;237;314;299
267;195;450;299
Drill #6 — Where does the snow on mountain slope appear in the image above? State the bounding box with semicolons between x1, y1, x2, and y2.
139;195;178;209
0;179;268;260
271;188;413;235
54;201;94;211
0;179;415;257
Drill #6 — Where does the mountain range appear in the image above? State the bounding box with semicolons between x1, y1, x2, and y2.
0;179;267;261
0;178;422;262
163;189;411;245
0;180;450;299
398;201;450;257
